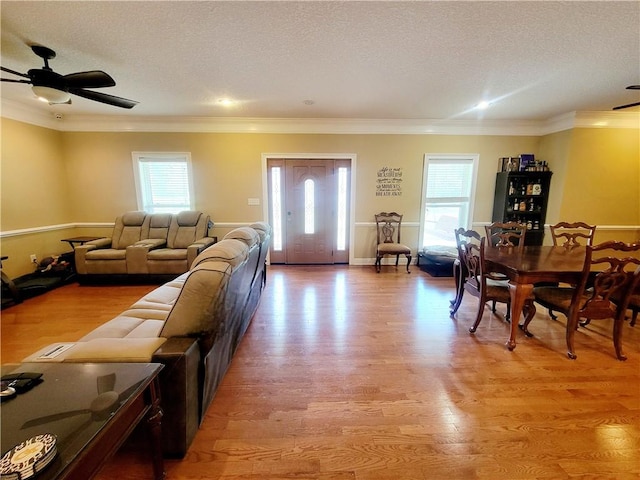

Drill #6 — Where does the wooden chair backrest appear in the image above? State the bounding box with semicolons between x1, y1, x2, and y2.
454;228;485;293
550;221;596;248
484;221;526;251
375;212;404;244
575;241;640;320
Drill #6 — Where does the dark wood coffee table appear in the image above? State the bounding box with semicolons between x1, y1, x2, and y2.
1;362;164;480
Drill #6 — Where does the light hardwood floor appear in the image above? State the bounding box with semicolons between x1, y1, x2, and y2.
2;265;639;479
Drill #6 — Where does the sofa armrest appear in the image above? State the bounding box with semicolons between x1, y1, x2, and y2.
126;239;167;274
23;337;167;363
86;237;112;248
126;244;149;274
74;239;111;274
134;238;167;249
152;337;200;458
64;337;167;362
195;236;216;248
186;237;217;268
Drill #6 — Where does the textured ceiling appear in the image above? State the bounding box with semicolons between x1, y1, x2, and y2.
1;1;639;122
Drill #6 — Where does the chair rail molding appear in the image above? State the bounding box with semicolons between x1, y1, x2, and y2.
0;221;258;238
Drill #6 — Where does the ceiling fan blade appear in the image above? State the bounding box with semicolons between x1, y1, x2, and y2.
1;66;30;79
613;101;640;110
63;70;115;89
626;85;640;90
21;409;91;428
1;78;31;84
69;88;138;109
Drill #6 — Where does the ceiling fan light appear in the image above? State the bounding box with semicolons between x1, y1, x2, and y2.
32;85;70;104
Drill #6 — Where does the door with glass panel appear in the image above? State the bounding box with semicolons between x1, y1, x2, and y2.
268;158;350;264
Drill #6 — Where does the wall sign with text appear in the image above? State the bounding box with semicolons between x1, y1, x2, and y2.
376;167;403;196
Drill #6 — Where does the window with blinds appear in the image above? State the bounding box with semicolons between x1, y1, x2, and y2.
419;154;478;248
132;152;194;213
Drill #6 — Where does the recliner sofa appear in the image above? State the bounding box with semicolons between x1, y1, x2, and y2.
75;210;216;281
24;222;271;457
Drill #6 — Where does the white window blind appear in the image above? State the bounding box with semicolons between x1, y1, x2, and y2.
132;152;194;213
425;161;474;199
420;155;478;248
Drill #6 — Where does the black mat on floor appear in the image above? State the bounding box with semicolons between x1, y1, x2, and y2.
1;270;76;309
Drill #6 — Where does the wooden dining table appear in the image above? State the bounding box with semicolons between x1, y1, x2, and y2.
451;243;640;352
482;245;593;350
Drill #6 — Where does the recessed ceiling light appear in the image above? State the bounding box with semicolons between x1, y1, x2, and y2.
303;100;315;105
476;101;491;110
217;98;235;107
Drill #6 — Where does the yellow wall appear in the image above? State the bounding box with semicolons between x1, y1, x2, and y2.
0;119;80;276
538;129;572;226
1;117;638;277
562;128;639;225
1;120;70;228
539;127;640;244
58;131;539;223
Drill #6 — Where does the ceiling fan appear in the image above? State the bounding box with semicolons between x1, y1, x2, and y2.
613;85;640;111
0;45;138;109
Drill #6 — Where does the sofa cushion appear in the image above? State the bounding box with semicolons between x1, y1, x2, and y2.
86;249;127;260
126;320;166;338
112;211;149;249
147;213;173;240
160;262;232;338
80;316;166;340
147;248;188;261
167;211;207;249
80;317;144;340
128;300;174;312
131;283;183;309
250;222;271;243
191;239;248;269
223;227;260;249
118;308;171;321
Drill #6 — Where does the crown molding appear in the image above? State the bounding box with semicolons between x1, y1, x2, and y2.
52;116;546;136
574;110;640;129
2;99;638;135
1;99;62;130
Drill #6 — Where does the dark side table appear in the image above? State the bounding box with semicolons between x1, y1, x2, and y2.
60;236;102;250
1;362;165;480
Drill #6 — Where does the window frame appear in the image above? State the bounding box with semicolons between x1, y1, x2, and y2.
419;154;479;249
131;151;195;214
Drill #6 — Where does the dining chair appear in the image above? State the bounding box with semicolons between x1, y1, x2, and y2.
530;241;640;360
484;221;527;251
484;221;527;319
592;270;639;328
374;212;411;273
546;222;597;321
550;221;596;248
450;228;536;334
625;288;639;327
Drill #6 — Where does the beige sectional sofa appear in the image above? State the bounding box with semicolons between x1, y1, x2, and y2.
75;210;216;281
25;222;271;457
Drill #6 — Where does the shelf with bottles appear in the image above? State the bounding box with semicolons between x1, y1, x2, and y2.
499;155;551;173
506;177;545;198
506;196;544;214
505;215;543;232
492;170;553;246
